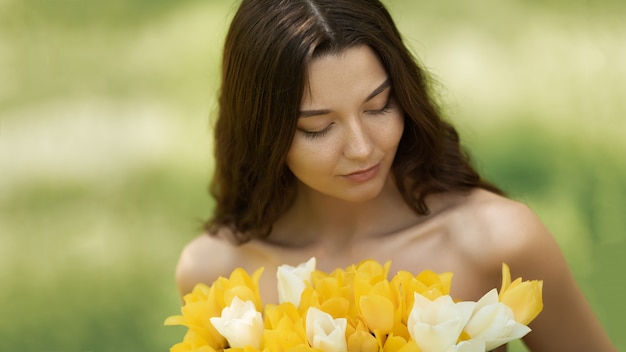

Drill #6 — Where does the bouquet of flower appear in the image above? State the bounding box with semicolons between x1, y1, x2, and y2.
165;258;543;352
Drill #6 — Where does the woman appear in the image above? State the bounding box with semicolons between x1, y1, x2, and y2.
175;0;616;350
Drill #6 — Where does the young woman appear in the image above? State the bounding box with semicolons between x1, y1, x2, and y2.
175;0;616;350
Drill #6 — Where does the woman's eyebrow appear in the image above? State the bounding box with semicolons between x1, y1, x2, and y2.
299;108;331;118
364;77;391;103
299;77;391;118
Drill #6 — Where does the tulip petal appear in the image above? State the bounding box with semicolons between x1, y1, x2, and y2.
498;264;543;325
348;330;379;352
306;307;348;352
465;289;533;350
408;294;475;352
209;297;263;349
451;339;486;352
359;294;395;332
277;257;316;307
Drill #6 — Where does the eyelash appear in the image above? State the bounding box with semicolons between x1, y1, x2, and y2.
300;101;395;139
368;101;394;116
301;126;332;139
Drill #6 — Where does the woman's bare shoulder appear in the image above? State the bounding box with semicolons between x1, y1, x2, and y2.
175;228;246;299
455;190;618;349
451;189;558;268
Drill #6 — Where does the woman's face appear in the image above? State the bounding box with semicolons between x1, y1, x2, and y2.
286;45;405;203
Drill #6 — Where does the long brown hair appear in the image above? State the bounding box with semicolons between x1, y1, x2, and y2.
208;0;502;243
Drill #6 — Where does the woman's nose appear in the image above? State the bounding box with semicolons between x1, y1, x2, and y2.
342;117;374;160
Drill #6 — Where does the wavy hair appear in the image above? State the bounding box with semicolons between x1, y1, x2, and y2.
207;0;502;243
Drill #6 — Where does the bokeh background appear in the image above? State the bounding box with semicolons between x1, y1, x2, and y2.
1;0;624;350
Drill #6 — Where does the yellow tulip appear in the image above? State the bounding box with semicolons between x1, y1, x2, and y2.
390;269;453;325
164;267;264;351
347;329;379;352
169;329;217;352
166;259;544;352
213;267;264;311
349;260;401;336
262;302;311;351
165;284;227;349
170;342;216;352
312;272;351;304
320;296;352;322
498;263;543;325
302;268;352;319
415;270;453;297
359;294;395;332
392;269;452;299
382;335;421;352
347;259;391;286
347;259;391;310
224;346;261;352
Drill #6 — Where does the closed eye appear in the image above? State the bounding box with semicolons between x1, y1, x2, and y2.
367;101;394;116
299;123;333;139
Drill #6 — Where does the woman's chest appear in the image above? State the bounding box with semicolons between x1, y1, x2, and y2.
250;232;497;304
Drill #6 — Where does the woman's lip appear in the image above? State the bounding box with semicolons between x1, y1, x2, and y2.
343;164;380;182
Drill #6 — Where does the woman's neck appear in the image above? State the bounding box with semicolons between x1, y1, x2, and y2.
268;177;423;249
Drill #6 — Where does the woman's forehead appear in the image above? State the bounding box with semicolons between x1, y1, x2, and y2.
301;45;389;109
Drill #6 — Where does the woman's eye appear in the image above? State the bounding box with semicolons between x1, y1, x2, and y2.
367;101;394;116
299;124;332;139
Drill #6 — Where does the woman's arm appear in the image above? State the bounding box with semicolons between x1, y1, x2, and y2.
495;203;617;351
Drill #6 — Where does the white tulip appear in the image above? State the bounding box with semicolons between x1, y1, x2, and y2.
276;257;316;306
209;296;264;349
464;289;531;351
407;292;476;352
306;307;348;352
447;339;486;352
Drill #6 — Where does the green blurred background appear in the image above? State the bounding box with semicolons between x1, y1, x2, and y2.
1;0;624;350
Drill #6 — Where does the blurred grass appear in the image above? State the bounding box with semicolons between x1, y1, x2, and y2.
1;0;625;351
